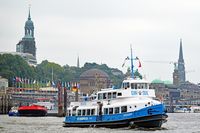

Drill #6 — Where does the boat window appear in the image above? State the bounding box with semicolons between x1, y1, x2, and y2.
108;92;111;99
78;110;81;116
135;84;137;89
145;84;148;89
127;82;130;88
122;83;125;88
113;92;117;98
123;82;130;89
114;107;120;114
117;92;122;96
82;109;86;116
141;84;144;89
131;83;135;89
121;106;127;113
72;112;76;116
87;109;91;116
68;110;71;116
91;109;95;115
109;108;113;114
98;93;103;100
104;108;108;115
103;93;107;99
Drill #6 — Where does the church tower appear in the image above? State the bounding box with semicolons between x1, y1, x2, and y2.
173;63;179;86
16;7;36;58
178;39;185;84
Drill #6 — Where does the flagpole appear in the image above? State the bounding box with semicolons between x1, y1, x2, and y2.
52;67;54;83
130;44;134;79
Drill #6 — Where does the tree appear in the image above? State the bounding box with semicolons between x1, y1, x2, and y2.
0;54;36;86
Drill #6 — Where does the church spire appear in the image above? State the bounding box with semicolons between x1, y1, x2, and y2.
77;55;80;68
178;38;185;84
28;4;31;20
178;38;184;63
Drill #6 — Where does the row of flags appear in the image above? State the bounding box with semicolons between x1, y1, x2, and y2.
12;77;80;92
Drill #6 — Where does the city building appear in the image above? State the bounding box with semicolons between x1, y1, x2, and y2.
79;69;111;94
0;76;8;90
16;7;37;65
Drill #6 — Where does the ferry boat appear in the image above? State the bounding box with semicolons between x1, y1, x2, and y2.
18;104;47;116
63;46;168;128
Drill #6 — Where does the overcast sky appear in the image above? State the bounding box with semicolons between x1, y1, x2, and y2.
1;0;200;83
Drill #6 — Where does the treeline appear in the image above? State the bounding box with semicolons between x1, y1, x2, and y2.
0;54;125;88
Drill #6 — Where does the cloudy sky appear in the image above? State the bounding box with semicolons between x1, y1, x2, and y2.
1;0;200;83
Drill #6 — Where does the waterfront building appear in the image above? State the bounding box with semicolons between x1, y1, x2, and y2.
0;76;8;90
79;69;111;94
16;7;37;64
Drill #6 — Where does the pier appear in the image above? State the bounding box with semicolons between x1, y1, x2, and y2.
0;92;12;114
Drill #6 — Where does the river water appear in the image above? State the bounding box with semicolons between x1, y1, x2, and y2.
0;113;200;133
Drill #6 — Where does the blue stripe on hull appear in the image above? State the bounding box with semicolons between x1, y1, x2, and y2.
64;104;166;123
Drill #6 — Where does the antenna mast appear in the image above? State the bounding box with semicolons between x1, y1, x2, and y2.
130;44;134;79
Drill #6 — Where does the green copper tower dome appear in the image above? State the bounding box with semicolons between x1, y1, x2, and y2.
24;7;34;38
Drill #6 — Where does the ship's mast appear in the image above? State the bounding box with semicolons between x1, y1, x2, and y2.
130;45;134;79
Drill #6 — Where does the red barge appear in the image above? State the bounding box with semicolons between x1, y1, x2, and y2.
18;104;47;116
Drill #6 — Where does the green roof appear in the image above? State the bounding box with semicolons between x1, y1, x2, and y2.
151;79;164;84
151;79;172;85
163;80;173;85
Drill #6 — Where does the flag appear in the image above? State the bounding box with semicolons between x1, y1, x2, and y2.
72;87;78;92
33;80;36;84
52;81;55;86
77;83;80;89
135;56;141;68
46;81;51;87
67;82;71;90
138;60;142;68
122;56;130;67
16;77;22;82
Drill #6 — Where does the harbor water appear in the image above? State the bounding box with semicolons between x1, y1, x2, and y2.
0;113;200;133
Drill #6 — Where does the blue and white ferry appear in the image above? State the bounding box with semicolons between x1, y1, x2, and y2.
63;47;168;128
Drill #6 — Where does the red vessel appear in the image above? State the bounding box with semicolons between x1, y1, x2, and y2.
18;104;47;116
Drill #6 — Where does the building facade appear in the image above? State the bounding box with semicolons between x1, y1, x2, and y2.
0;76;8;90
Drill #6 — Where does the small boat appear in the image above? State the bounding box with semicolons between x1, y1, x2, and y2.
8;107;19;116
189;106;200;113
63;46;168;128
173;106;191;113
18;104;47;116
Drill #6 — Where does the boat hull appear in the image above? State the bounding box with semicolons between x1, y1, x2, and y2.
63;114;167;128
18;105;47;117
8;111;19;116
63;104;167;128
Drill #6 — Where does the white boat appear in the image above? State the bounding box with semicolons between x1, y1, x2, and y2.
190;106;200;113
63;46;168;128
173;107;191;113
